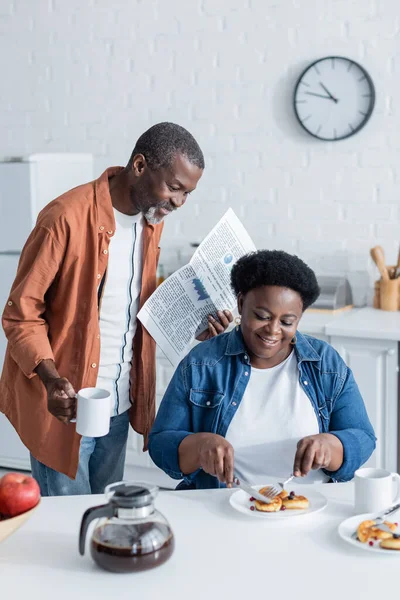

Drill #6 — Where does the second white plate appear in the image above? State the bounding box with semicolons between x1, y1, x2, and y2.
338;513;400;555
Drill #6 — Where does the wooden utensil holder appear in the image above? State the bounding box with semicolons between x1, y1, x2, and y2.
373;266;400;311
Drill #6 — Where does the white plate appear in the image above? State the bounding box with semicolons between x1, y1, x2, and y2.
229;484;327;519
338;513;400;555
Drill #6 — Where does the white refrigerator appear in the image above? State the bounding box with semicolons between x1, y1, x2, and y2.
0;153;94;470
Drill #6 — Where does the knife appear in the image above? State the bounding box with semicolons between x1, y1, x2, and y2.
233;476;272;504
351;505;400;541
377;523;400;536
351;522;400;541
374;501;400;520
395;245;400;279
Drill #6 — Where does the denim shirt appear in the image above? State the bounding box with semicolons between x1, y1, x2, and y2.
148;328;376;489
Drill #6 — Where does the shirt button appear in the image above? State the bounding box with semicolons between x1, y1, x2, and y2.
97;334;100;339
206;401;211;406
232;401;237;406
244;371;249;376
103;249;108;255
107;230;113;235
244;355;248;361
7;300;12;306
91;363;97;368
99;226;104;231
303;380;308;385
97;273;101;279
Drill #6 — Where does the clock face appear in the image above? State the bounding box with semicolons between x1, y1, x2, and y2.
293;56;375;141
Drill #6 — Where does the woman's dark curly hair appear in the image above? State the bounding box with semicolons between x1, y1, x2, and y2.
231;250;320;311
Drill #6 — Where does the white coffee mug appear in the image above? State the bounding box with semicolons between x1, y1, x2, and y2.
71;388;111;437
354;467;400;514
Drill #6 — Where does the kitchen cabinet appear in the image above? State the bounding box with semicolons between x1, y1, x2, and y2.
329;336;398;471
125;308;400;479
301;309;400;472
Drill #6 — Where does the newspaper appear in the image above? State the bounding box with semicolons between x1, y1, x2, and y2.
137;208;256;366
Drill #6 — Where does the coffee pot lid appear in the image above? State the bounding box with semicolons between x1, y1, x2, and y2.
105;481;158;509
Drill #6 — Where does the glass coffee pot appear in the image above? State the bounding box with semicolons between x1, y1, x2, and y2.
79;481;174;573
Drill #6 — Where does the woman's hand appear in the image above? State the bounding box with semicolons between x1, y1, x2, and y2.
178;433;234;485
195;310;233;341
293;433;344;477
197;433;235;485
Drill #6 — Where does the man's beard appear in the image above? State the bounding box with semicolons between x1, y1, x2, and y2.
143;206;164;225
143;203;175;225
131;184;174;224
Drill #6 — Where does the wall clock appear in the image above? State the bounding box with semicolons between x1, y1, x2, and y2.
293;56;375;141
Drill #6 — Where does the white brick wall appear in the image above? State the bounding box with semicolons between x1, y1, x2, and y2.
1;0;399;287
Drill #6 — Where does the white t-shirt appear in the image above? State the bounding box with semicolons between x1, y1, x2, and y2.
96;208;143;416
225;350;330;484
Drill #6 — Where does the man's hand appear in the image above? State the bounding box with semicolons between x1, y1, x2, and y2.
195;310;233;341
293;433;344;477
46;377;77;424
35;359;77;424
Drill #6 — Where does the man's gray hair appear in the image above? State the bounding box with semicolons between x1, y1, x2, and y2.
128;122;205;170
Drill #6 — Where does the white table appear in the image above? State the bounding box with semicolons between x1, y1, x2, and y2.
0;483;397;600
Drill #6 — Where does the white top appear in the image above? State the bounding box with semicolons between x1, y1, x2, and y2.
1;484;394;600
96;209;143;416
225;350;330;484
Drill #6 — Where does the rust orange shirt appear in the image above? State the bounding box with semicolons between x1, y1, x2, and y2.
0;167;163;478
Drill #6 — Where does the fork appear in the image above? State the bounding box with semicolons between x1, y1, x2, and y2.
256;474;296;501
277;474;295;491
256;483;282;500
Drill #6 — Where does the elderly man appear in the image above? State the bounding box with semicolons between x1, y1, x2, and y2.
0;122;232;496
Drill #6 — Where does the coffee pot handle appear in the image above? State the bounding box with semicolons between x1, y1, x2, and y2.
79;503;115;555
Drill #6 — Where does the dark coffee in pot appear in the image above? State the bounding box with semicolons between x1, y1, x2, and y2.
91;522;174;573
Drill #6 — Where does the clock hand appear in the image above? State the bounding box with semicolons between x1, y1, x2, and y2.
319;82;338;103
305;91;333;100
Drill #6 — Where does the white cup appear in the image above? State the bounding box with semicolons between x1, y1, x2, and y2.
72;388;111;437
354;467;400;514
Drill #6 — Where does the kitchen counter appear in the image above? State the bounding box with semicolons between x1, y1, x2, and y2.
301;306;400;341
1;483;398;600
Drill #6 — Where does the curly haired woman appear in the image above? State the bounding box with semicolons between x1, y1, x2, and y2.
149;250;375;489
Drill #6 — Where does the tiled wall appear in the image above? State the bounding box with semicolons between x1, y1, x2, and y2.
1;0;399;286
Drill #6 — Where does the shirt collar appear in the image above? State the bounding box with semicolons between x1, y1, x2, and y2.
94;166;158;235
294;331;321;362
94;166;122;233
225;327;247;356
224;326;320;362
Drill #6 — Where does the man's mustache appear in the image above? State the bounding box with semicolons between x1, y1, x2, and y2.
157;202;176;213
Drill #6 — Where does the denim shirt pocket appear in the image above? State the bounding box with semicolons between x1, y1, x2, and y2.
189;389;225;432
189;389;225;408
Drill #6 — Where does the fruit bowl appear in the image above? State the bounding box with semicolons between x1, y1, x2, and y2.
0;501;40;543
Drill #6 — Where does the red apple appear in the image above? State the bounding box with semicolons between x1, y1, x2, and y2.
0;473;40;517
